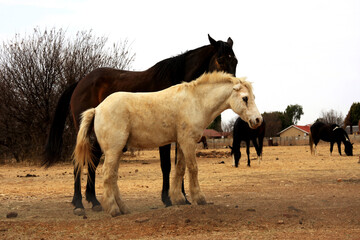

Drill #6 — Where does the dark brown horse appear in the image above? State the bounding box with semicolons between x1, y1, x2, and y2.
309;121;353;156
43;35;238;215
230;117;266;167
198;136;208;149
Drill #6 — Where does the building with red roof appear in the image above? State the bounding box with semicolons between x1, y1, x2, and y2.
203;129;231;139
277;124;311;138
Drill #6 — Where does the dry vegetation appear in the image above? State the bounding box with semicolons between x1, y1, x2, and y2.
1;144;360;239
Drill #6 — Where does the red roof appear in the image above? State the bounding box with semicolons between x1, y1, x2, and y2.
203;129;222;137
278;124;312;135
202;129;231;138
295;125;311;134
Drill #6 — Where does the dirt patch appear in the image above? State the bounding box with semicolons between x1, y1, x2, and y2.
196;150;231;158
1;145;360;239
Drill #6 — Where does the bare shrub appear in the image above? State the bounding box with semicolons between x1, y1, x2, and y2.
0;28;135;162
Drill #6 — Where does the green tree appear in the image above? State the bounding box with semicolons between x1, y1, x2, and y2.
208;115;222;132
344;102;360;134
262;111;283;137
281;104;304;129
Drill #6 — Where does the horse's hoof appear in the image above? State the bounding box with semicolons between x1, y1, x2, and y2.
73;208;86;216
120;205;131;215
162;196;172;207
107;206;122;217
92;204;102;212
170;197;187;205
110;211;122;217
196;199;207;205
185;199;191;205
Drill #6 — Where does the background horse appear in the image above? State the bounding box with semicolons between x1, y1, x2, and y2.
198;136;208;149
309;121;353;156
43;35;238;215
230;117;266;167
73;72;262;217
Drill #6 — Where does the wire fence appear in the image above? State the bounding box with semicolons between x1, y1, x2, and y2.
203;134;360;149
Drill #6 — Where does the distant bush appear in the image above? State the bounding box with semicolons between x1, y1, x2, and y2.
0;27;135;162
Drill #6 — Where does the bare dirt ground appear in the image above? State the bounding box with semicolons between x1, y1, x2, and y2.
1;144;360;239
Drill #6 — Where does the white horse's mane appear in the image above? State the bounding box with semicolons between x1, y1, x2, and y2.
180;71;252;91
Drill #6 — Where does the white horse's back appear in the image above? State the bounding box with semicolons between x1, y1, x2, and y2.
94;90;182;149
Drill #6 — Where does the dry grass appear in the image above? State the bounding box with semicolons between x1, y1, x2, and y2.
1;144;359;239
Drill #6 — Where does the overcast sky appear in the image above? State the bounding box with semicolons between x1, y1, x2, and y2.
1;0;359;126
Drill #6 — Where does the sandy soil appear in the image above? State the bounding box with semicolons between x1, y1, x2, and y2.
1;144;360;239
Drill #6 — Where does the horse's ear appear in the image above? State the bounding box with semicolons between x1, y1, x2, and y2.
233;83;241;91
227;37;233;47
208;34;218;47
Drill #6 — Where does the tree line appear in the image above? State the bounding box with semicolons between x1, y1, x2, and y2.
0;28;135;162
223;103;360;137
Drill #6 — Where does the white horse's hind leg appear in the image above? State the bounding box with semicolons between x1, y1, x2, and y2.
102;151;130;217
182;142;206;205
170;146;187;205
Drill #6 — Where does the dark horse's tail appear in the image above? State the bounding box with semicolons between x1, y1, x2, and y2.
309;131;314;155
42;82;78;167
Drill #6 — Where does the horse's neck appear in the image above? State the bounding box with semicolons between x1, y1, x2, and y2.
334;129;350;142
193;83;233;128
146;45;215;83
341;131;350;142
182;46;215;82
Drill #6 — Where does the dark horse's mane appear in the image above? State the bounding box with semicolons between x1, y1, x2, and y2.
150;40;233;85
150;46;208;85
151;52;188;85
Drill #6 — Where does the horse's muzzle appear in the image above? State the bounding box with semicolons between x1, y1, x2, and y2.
249;117;262;129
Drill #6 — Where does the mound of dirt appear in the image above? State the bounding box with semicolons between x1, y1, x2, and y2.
196;150;231;158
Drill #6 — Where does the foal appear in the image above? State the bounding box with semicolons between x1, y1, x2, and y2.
73;72;262;216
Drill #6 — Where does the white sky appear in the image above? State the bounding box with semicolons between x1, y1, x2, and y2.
1;0;359;126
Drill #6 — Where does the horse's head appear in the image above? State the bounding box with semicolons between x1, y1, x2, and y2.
344;141;353;156
229;77;262;129
208;34;238;76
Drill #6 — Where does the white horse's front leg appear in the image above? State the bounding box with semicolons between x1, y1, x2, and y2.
182;143;206;205
102;152;130;217
170;146;187;205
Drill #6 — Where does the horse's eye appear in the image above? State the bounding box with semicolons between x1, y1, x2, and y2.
242;96;248;104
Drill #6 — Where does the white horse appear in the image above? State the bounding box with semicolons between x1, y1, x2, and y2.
73;71;262;217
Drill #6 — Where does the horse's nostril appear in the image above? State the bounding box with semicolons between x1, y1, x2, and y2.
256;118;260;124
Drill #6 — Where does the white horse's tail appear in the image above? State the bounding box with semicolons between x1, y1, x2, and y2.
73;108;96;177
